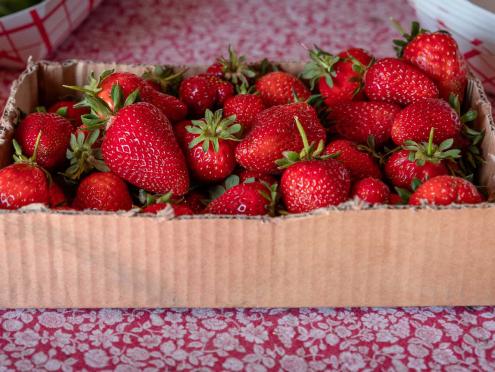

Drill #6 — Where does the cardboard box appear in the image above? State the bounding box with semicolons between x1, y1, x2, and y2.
0;60;494;308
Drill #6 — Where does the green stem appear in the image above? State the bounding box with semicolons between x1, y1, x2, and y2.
427;127;435;156
294;116;310;152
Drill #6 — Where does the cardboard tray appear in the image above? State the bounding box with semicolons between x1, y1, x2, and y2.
0;60;494;308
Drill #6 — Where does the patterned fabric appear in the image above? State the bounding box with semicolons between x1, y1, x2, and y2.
1;308;495;371
0;0;494;370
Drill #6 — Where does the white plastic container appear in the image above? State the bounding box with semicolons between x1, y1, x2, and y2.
0;0;102;69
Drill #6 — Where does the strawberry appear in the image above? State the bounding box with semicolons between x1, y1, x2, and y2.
205;181;270;216
385;128;460;189
329;101;401;146
184;109;240;183
183;191;207;214
409;175;482;205
101;101;190;195
364;58;439;106
139;190;194;216
278;118;350;213
66;70;187;123
173;120;192;150
236;102;326;173
179;74;234;116
48;181;67;208
223;93;265;133
352;177;390;204
48;100;90;127
73;172;133;211
238;169;277;185
0;135;51;209
394;21;468;102
255;71;310;107
324;139;381;180
207;46;256;89
141;65;187;95
15;112;73;170
391;98;461;145
389;193;404;205
302;46;373;107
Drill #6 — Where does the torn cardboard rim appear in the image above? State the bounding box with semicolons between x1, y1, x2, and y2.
1;58;494;221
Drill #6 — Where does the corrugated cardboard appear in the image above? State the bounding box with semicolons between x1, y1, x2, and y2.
0;60;494;308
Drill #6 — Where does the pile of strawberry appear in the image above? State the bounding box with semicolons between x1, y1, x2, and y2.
0;22;487;216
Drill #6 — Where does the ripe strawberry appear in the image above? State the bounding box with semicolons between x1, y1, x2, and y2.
206;63;224;78
389;193;404;205
48;181;67;208
409;175;482;205
142;203;194;216
302;46;373;107
238;169;277;185
394;22;468;101
101;102;189;195
255;71;310;107
352;177;390;204
391;98;461;145
183;191;207;213
48;100;90;127
278;118;350;213
0;163;49;209
330;101;401;146
68;70;187;123
205;181;270;216
184;109;240;183
364;58;439;106
173;120;192;150
15;112;73;170
223;93;265;133
324;139;381;180
179;74;234;116
236;102;326;173
73;172;133;211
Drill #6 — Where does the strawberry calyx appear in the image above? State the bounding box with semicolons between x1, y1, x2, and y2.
394;178;422;203
63;69;114;96
403;127;461;166
258;181;280;217
142;65;187;95
208;174;244;201
78;83;140;131
302;45;341;90
186;109;241;152
391;20;428;57
138;189;180;208
356;135;388;165
13;131;42;167
64;130;109;180
276;116;333;168
449;94;478;124
217;46;256;89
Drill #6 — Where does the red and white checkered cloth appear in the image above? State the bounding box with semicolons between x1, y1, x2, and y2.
0;0;494;370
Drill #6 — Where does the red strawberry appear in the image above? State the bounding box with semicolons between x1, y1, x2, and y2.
139;85;188;123
330;101;401;146
352;177;390;204
238;169;277;185
364;58;439;106
0;163;49;209
173;120;192;150
15;112;73;170
183;191;207;214
184;109;240;183
385;150;448;189
73;172;133;211
48;181;67;208
101;102;190;195
236;102;326;173
303;46;373;107
179;75;217;116
206;182;270;216
281;159;350;213
74;71;187;123
409;175;482;205
48;100;90;127
255;71;310;107
278;118;351;213
395;22;468;101
324;139;381;180
202;73;235;105
206;63;224;78
139;190;194;216
389;193;404;205
391;98;461;145
223;93;265;133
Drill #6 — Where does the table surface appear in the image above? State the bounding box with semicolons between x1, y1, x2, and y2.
1;0;495;370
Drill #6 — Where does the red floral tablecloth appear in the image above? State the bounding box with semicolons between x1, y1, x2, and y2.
1;0;495;370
